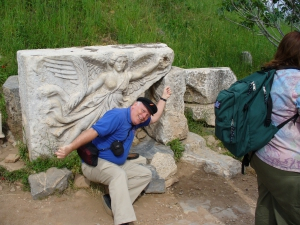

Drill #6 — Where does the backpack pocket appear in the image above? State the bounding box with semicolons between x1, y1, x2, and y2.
215;90;236;144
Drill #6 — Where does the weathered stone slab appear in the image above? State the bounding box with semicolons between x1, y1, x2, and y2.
130;135;174;162
4;153;20;163
28;167;72;200
185;103;215;126
17;44;174;159
241;51;252;65
145;66;189;144
0;159;25;172
150;152;177;180
184;67;237;104
2;75;23;140
143;164;165;194
181;132;241;179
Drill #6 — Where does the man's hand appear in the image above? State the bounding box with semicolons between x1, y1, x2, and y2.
55;128;98;159
55;145;72;159
161;86;172;100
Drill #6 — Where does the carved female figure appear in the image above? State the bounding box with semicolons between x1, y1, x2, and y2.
39;51;172;144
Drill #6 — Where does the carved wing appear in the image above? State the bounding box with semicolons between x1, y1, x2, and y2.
43;56;88;86
123;54;157;96
129;54;154;71
42;56;89;112
125;75;157;96
81;56;107;81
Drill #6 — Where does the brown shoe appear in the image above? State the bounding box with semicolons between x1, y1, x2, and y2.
127;153;139;160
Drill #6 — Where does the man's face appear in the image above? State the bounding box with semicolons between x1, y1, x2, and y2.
131;102;151;125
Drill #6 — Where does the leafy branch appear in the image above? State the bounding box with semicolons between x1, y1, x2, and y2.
219;0;300;46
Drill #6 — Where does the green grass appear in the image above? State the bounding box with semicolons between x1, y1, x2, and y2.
0;143;81;190
184;109;212;137
0;0;276;90
167;138;185;162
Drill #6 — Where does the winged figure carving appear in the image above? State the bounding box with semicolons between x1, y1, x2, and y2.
38;51;172;143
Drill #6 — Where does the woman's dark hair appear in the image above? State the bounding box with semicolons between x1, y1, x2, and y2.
264;31;300;69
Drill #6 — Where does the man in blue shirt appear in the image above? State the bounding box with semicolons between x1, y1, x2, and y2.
55;86;172;225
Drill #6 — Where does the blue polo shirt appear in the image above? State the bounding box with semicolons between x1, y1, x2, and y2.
91;107;151;165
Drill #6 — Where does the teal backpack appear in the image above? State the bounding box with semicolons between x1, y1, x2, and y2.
214;68;298;173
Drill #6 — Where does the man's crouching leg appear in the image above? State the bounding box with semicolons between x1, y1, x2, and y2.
82;159;138;225
121;161;152;204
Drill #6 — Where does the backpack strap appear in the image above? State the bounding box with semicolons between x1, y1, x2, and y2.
264;96;273;127
264;68;300;127
264;70;276;127
242;113;299;174
277;113;299;129
241;153;251;174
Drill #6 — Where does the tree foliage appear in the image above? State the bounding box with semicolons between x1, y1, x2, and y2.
219;0;300;46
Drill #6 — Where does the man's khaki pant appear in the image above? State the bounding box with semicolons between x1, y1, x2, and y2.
82;158;152;225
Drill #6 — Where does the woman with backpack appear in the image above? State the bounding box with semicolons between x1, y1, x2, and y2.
250;31;300;225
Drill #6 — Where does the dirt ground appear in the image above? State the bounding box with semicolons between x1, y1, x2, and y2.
0;139;258;225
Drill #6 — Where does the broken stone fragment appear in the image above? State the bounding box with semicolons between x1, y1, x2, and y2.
4;153;20;163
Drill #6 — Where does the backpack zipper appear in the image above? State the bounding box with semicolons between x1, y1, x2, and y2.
230;119;235;143
252;81;256;91
263;86;267;103
248;81;256;95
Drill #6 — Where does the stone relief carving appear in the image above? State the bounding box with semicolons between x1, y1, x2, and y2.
33;49;173;145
